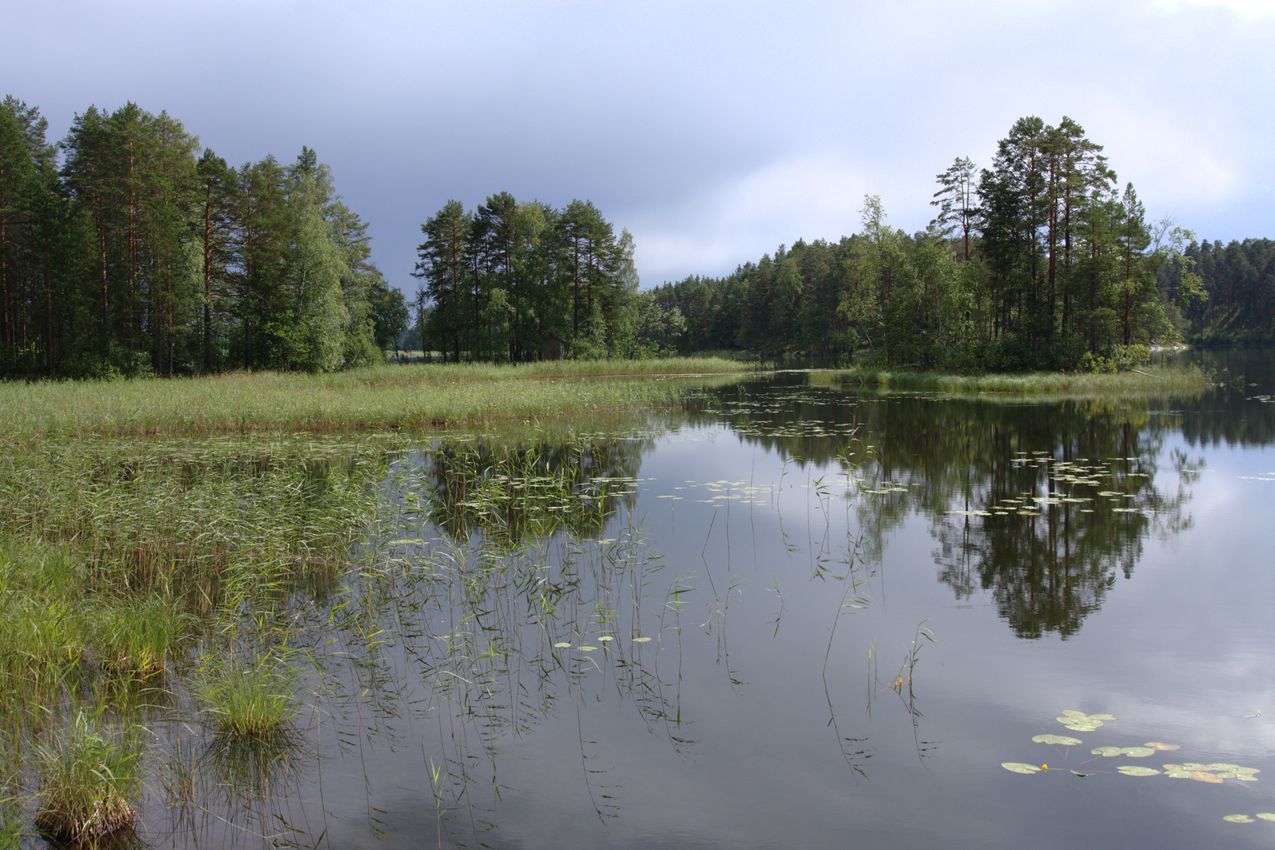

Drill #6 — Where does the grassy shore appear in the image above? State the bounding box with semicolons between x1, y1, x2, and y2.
809;365;1213;398
2;357;750;438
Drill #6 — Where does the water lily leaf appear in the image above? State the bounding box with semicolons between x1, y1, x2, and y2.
1122;746;1155;758
1118;766;1161;777
1189;771;1225;784
577;645;598;652
596;636;614;642
1223;814;1255;824
552;642;571;649
1059;720;1101;731
1070;770;1090;778
1164;770;1193;779
631;636;652;643
1057;710;1112;732
1091;746;1124;757
1144;741;1180;751
1255;813;1275;821
1001;762;1043;774
1033;734;1082;746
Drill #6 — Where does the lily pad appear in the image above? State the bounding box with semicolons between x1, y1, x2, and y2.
1223;814;1255;824
577;645;598;652
1057;710;1114;732
1122;746;1156;758
1117;766;1161;777
1144;741;1180;751
1189;771;1225;784
1092;746;1124;757
632;636;652;643
1033;734;1083;746
1256;813;1275;821
1001;762;1043;774
552;641;571;648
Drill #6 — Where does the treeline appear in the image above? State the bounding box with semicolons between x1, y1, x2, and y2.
0;96;408;378
647;116;1209;371
1164;239;1275;344
414;195;672;362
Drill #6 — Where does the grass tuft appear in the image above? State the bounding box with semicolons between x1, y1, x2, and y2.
198;652;297;741
34;711;139;846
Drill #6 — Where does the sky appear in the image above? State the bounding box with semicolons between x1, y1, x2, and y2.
4;0;1273;293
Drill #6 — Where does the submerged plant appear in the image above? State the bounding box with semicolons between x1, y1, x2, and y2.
34;711;140;845
198;652;297;740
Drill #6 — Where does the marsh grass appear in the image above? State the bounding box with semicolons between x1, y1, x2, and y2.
198;652;297;741
812;365;1212;398
34;711;140;846
94;599;187;679
0;357;749;438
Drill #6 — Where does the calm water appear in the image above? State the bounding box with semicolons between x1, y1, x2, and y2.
44;352;1275;849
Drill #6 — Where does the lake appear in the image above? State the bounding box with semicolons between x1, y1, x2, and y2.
4;350;1274;849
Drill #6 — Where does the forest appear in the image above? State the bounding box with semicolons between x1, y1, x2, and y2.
2;97;1272;379
644;116;1252;370
0;96;408;378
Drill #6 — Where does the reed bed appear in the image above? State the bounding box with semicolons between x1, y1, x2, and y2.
811;365;1212;398
1;357;749;438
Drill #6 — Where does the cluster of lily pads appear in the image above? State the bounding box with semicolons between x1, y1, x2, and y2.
945;454;1152;519
1001;710;1264;789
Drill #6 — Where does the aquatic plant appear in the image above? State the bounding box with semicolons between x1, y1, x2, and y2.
814;365;1211;399
198;652;297;740
33;711;140;845
94;597;187;679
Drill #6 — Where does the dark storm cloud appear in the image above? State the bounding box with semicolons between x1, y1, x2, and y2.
5;0;1273;290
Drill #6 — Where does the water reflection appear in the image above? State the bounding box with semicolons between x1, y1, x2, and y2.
687;382;1202;638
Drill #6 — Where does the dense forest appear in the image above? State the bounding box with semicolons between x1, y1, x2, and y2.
3;97;1272;379
647;120;1272;369
1169;238;1275;345
0;96;409;377
644;117;1222;370
412;196;659;362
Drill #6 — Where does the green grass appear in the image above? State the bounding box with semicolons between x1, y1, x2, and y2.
197;652;297;741
94;599;187;679
33;711;139;845
0;357;751;438
810;365;1213;398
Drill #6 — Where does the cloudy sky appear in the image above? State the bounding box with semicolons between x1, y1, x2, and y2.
5;0;1272;292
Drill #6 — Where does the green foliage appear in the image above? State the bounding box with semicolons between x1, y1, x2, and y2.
197;652;296;740
1174;238;1275;344
1;97;391;378
653;117;1192;372
34;711;140;844
414;195;640;363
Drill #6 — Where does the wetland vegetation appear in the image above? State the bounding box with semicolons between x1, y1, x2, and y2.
1;350;1272;849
